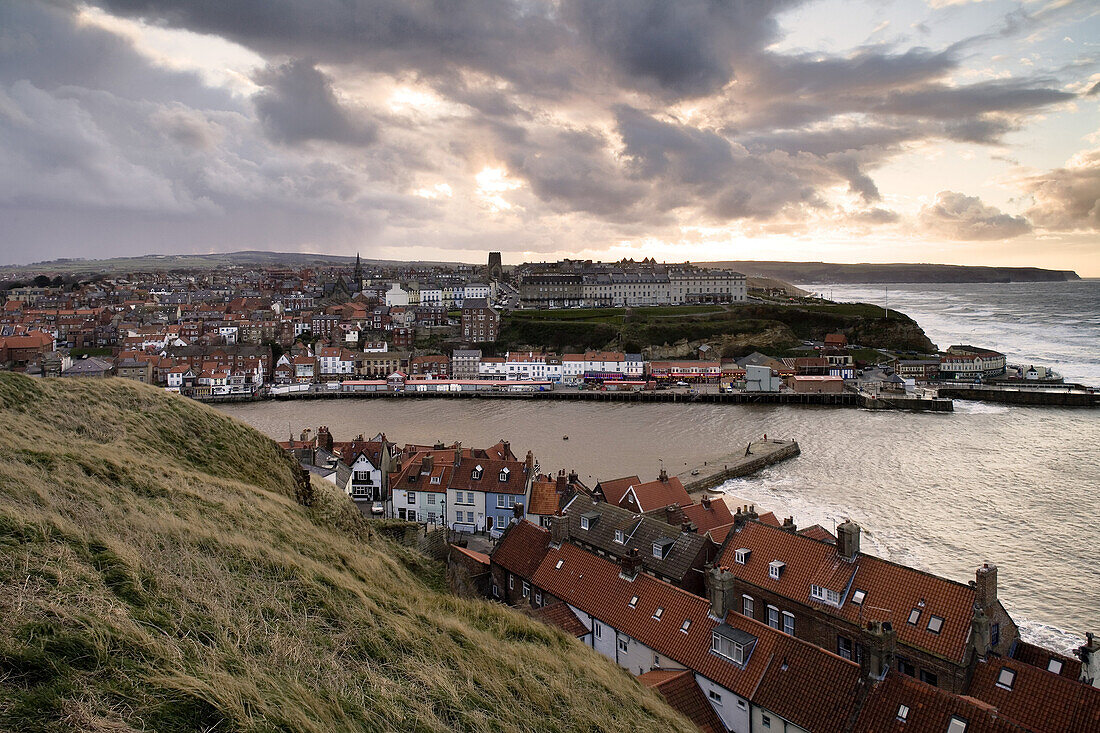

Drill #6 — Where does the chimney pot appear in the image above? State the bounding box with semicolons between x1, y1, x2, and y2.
512;501;524;519
701;496;712;510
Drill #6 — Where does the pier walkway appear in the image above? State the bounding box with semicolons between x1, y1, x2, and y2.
678;438;801;498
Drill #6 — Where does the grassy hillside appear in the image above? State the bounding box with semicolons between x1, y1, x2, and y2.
0;374;694;733
499;302;935;356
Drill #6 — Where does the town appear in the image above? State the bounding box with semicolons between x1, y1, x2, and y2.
5;253;1088;407
282;424;1100;733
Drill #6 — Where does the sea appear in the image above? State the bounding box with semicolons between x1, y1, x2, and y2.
217;280;1100;655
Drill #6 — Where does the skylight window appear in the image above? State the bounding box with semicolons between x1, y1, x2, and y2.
628;595;638;608
1048;658;1063;674
896;704;909;722
996;667;1016;690
947;716;968;733
653;607;664;620
555;559;564;570
927;615;944;634
907;608;921;625
852;590;866;605
680;619;691;633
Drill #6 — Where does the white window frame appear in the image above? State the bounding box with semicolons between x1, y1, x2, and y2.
743;595;754;617
782;611;795;635
767;605;780;630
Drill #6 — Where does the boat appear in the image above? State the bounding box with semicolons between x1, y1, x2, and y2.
562;435;569;440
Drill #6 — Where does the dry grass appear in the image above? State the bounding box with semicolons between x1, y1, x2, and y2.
0;374;695;733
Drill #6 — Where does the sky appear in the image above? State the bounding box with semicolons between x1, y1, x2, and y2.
1;1;1098;275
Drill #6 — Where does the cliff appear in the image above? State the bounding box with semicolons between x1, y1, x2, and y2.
0;374;694;733
702;261;1080;284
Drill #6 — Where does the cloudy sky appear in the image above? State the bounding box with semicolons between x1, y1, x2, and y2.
2;1;1098;274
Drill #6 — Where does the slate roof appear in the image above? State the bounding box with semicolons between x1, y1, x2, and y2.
718;521;978;663
531;601;588;638
490;520;551;579
967;656;1100;732
563;496;709;585
638;669;726;733
853;672;1026;733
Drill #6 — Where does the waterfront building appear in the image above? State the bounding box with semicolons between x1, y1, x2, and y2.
942;345;1007;380
461;298;499;342
451;349;481;379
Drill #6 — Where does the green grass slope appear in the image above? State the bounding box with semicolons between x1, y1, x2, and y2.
0;374;694;733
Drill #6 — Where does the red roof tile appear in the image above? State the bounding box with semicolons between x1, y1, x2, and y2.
638;669;726;733
622;476;692;512
967;655;1100;732
597;475;641;504
682;498;734;533
854;672;1025;733
718;522;977;662
1010;639;1082;680
531;601;588;638
490;520;551;579
758;511;781;527
528;480;562;516
451;545;489;566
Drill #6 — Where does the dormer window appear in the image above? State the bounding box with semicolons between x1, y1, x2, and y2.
429;475;441;484
472;465;483;480
927;615;944;634
652;537;675;560
711;633;744;664
995;667;1015;690
734;548;751;564
614;529;624;543
580;512;599;531
499;467;510;482
768;561;785;580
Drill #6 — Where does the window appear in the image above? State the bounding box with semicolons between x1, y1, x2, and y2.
742;595;754;618
466;511;475;524
352;485;367;497
407;510;417;522
811;585;842;606
707;690;722;703
499;467;510;482
354;470;372;482
927;615;944;634
427;493;436;505
407;492;416;504
762;714;771;728
594;624;602;639
991;622;1000;647
496;495;515;509
737;700;747;710
1048;658;1064;675
734;548;751;564
919;669;938;687
617;638;628;653
628;595;638;609
768;561;785;580
837;636;854;660
896;704;909;722
508;575;514;590
492;583;499;598
996;667;1016;690
652;607;664;620
555;559;564;570
782;611;795;635
767;606;780;630
899;658;916;677
580;516;591;530
947;716;968;733
680;619;691;634
522;581;530;599
472;465;483;480
614;530;624;544
710;633;745;664
429;475;441;484
907;608;921;625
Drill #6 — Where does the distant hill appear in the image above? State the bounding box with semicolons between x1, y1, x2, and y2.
701;261;1080;284
0;374;693;733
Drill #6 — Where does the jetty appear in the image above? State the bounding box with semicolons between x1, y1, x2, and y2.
678;438;801;497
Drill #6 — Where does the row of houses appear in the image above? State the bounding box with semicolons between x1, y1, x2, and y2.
518;268;747;308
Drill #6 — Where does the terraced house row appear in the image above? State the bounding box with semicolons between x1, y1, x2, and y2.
474;497;1099;733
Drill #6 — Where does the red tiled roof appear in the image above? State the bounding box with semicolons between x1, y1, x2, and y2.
531;601;588;638
490;520;551;579
706;523;734;544
718;522;977;662
1010;639;1082;680
450;456;529;495
682;498;734;533
967;656;1100;732
638;669;726;733
451;545;489;566
528;480;562;516
758;511;781;527
854;672;1025;733
798;524;837;544
597;475;641;504
623;476;691;512
752;634;864;732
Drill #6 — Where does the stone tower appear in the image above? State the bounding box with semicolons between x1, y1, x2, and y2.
353;252;363;286
487;251;503;281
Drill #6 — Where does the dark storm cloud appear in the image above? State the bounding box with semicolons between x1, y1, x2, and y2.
253;60;377;146
1025;151;1100;231
919;191;1031;240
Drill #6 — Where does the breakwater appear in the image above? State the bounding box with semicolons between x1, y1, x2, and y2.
679;439;801;494
938;385;1099;407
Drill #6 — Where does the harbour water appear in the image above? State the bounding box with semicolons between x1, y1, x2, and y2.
217;280;1100;655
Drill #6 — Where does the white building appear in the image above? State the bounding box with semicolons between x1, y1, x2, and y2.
385;283;409;307
669;270;747;304
744;364;782;392
464;283;491;301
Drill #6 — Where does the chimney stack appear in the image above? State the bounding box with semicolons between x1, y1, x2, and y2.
317;426;333;452
701;496;712;510
568;469;579;484
421;454;434;473
549;514;567;547
502;440;511;457
681;520;698;534
512;501;525;520
665;503;685;527
975;563;997;610
1076;632;1099;687
454;443;462;467
837;520;861;560
860;621;897;681
556;470;567;493
781;516;797;533
705;564;736;620
659;467;669;482
526;450;535;474
620;547;643;580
